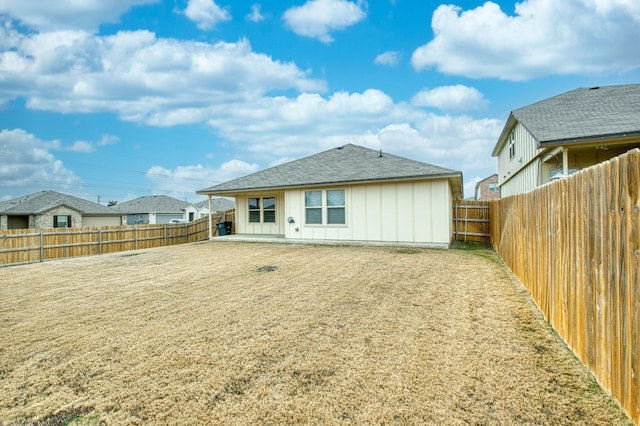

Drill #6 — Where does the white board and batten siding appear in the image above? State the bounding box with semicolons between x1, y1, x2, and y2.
497;122;542;197
234;193;286;235
284;180;453;247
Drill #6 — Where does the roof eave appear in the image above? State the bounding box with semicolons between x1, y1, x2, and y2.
538;131;640;147
491;114;518;157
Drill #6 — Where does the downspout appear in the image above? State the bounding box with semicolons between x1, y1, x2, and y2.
208;195;213;240
562;147;569;176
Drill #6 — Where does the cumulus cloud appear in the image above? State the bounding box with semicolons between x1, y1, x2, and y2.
0;30;326;119
0;0;158;32
0;129;82;195
145;160;259;198
183;0;231;30
374;50;400;66
246;4;265;22
411;85;488;111
411;0;640;80
283;0;366;43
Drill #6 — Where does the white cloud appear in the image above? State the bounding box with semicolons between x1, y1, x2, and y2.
183;0;231;31
62;134;120;153
0;30;326;118
145;160;259;198
0;129;82;194
374;50;400;66
246;4;265;22
411;85;488;111
283;0;367;43
0;0;158;32
411;0;640;80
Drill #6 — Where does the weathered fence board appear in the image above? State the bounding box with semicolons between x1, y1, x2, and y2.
490;148;640;424
0;210;235;267
453;200;491;243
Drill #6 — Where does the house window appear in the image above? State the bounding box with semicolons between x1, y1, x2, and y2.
305;191;322;224
488;183;499;192
248;197;276;223
508;130;516;159
54;215;71;228
305;189;345;225
327;189;345;224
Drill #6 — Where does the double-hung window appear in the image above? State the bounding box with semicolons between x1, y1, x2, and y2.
305;189;345;225
248;197;276;223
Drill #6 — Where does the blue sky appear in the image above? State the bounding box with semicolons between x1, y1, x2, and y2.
1;0;639;203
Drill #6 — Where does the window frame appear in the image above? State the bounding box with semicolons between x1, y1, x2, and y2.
248;196;277;224
304;189;346;226
53;215;72;228
508;130;516;159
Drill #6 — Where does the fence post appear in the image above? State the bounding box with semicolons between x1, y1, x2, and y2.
135;227;138;250
164;225;167;246
39;230;44;262
99;230;103;255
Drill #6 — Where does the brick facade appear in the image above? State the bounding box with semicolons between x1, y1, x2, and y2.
475;174;500;201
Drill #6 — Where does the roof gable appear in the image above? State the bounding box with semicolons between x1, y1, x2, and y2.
197;144;462;197
0;190;119;215
493;84;640;155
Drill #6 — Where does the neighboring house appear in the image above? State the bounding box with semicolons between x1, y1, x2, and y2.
474;174;500;201
197;144;463;248
0;190;122;230
492;84;640;197
112;195;191;225
184;198;235;221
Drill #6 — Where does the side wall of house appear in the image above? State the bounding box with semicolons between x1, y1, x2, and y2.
497;122;542;197
284;180;453;246
234;192;286;235
82;216;122;227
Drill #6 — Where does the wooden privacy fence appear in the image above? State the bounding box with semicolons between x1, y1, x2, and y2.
490;148;639;424
0;210;235;267
453;200;491;243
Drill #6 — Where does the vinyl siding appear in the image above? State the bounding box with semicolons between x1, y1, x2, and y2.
284;180;453;246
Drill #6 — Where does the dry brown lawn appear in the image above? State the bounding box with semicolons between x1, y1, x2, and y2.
0;241;632;425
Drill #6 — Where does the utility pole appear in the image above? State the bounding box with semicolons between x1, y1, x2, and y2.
97;195;101;205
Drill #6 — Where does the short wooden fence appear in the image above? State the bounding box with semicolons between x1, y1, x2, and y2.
0;210;235;267
453;200;491;243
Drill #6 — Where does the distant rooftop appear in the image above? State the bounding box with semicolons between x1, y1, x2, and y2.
112;195;191;214
0;190;119;215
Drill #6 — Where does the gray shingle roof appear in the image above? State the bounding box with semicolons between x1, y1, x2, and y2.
197;144;463;197
112;195;191;214
193;198;235;211
514;84;640;145
0;190;119;215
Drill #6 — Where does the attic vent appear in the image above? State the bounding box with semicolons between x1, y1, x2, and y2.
589;86;600;90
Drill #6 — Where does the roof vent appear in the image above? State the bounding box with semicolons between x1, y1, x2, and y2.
379;150;382;157
337;146;343;149
589;86;600;90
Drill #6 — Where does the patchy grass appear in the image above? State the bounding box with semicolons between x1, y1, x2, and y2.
0;242;631;425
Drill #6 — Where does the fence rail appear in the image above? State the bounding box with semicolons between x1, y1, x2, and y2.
453;201;491;243
490;148;639;424
0;210;235;267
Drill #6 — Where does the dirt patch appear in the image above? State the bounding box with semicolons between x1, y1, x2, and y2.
0;242;631;425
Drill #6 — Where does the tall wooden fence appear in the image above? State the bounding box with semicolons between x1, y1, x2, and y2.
453;200;491;243
490;148;639;424
0;210;235;267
